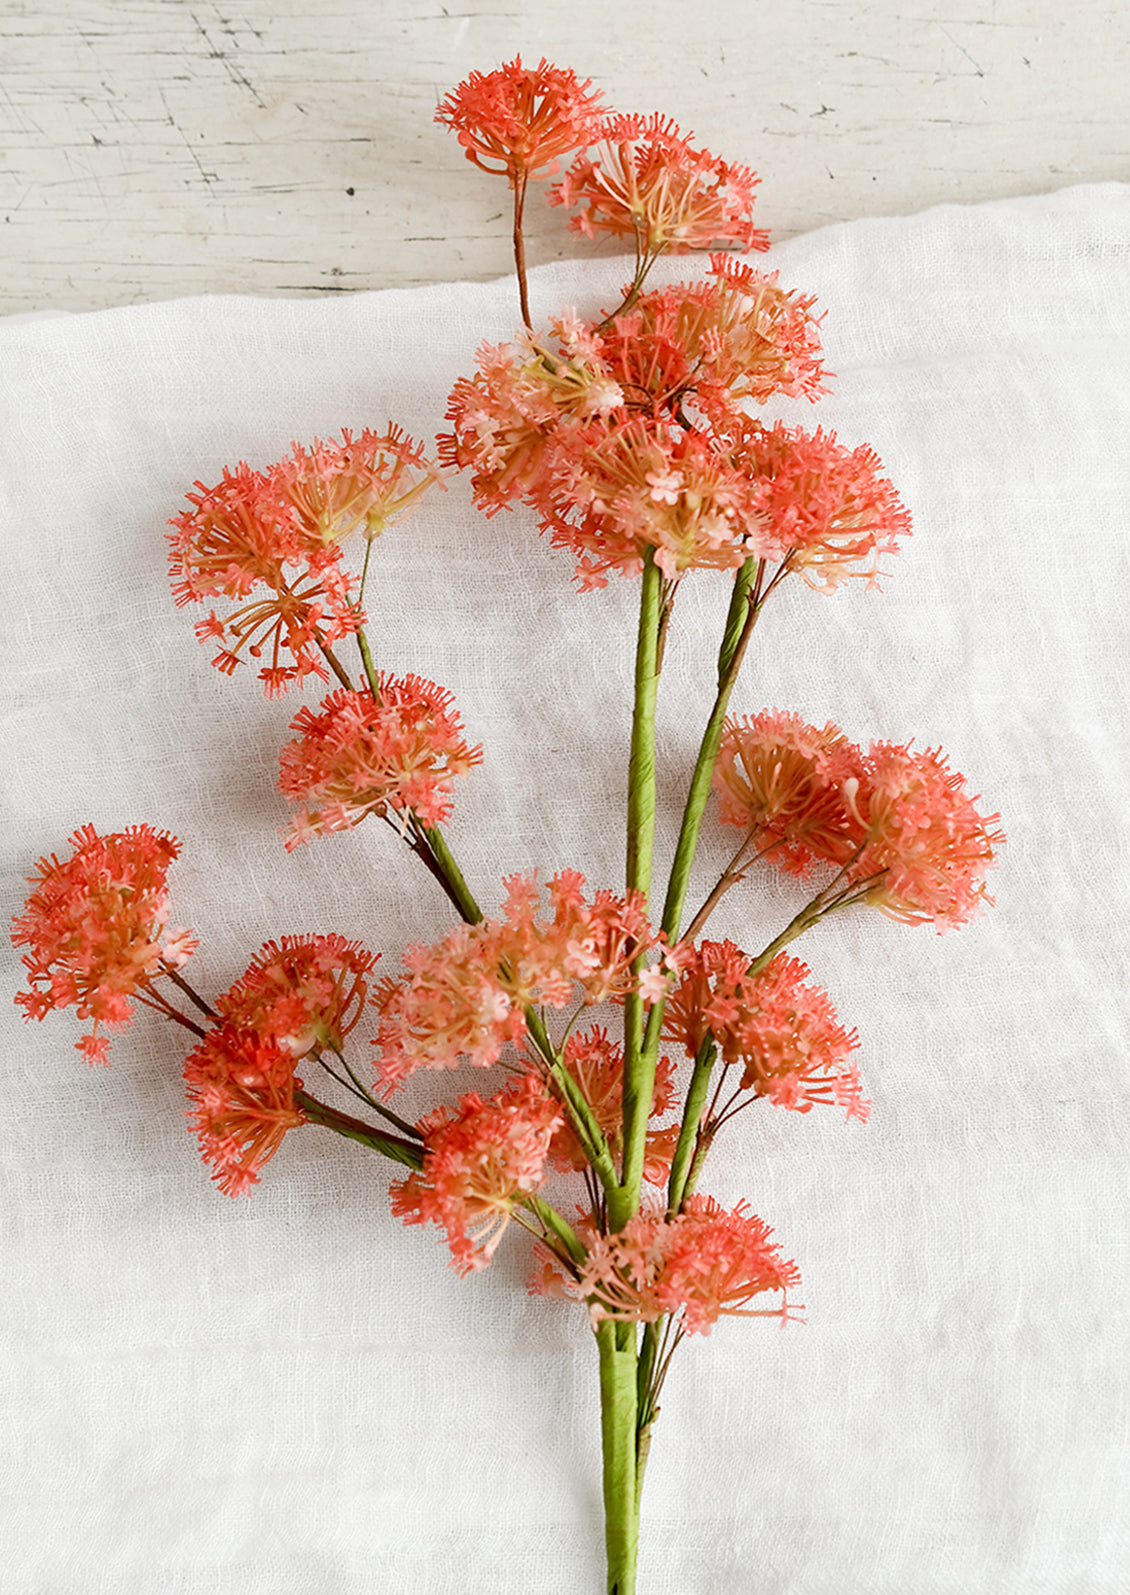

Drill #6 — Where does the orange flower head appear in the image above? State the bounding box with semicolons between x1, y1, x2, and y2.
439;329;624;515
12;824;195;1065
184;1023;306;1197
169;456;361;695
663;942;866;1120
548;415;766;586
436;58;606;183
372;872;657;1090
731;422;912;590
269;426;439;548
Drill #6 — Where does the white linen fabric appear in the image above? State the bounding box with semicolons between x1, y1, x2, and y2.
2;184;1128;1595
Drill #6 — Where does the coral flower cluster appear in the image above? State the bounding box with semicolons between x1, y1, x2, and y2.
550;112;768;257
279;675;482;847
169;428;438;694
391;1074;564;1272
187;935;381;1195
714;711;1004;928
373;871;661;1087
11;825;196;1064
441;282;908;590
663;942;866;1120
184;1023;307;1197
213;934;379;1056
436;57;606;183
571;1196;801;1335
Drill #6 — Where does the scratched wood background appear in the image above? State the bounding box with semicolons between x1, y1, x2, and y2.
1;1;1127;315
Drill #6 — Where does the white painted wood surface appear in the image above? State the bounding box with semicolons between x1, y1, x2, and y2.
1;0;1127;313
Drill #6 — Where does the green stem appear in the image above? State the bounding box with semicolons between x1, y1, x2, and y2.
660;557;762;944
611;554;664;1231
524;1194;586;1266
596;1319;640;1595
525;1007;620;1197
357;625;382;701
296;1091;424;1170
666;1035;717;1213
625;552;663;912
414;822;483;925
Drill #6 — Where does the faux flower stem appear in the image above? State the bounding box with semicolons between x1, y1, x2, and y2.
316;637;356;691
525;1193;586;1266
513;170;533;330
619;559;762;1224
596;1318;641;1595
414;821;483;926
160;964;217;1019
356;624;382;702
625;552;663;913
666;1035;718;1213
296;1091;424;1170
523;1006;620;1195
612;553;664;1232
659;556;762;944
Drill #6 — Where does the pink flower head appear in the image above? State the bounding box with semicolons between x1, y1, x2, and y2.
701;256;828;407
279;676;482;847
12;824;196;1065
436;58;606;184
547;1026;676;1184
576;1196;801;1334
551;114;769;257
732;422;912;590
664;942;866;1120
852;742;1005;929
169;458;360;695
548;415;766;585
270;426;440;547
439;329;623;515
595;265;826;422
390;1074;563;1272
712;710;868;875
372;872;657;1089
213;934;379;1057
184;1023;306;1197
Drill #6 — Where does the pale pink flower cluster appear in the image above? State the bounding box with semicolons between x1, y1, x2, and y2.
12;825;196;1065
570;1195;801;1335
550;113;768;256
714;712;1004;928
372;871;658;1088
278;676;482;847
390;1074;563;1272
663;942;866;1120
